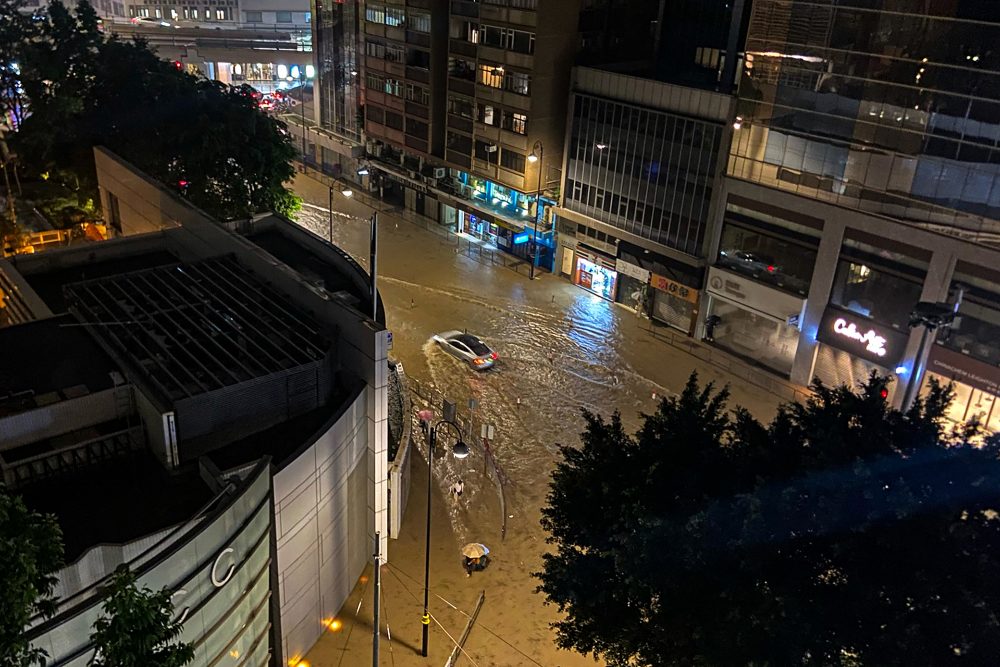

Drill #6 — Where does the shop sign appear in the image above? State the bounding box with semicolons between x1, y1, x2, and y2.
650;273;698;304
615;258;650;282
817;307;908;366
513;232;530;245
927;344;1000;396
706;267;804;321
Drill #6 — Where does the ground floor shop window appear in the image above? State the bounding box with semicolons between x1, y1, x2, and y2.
707;299;798;376
923;372;1000;433
652;290;695;332
575;257;617;301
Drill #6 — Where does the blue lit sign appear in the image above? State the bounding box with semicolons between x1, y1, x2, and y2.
513;232;530;245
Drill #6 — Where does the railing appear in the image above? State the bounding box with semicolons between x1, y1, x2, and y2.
1;426;144;488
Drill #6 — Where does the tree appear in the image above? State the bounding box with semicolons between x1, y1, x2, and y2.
89;567;194;667
8;0;299;222
0;0;34;129
0;486;64;667
537;373;1000;666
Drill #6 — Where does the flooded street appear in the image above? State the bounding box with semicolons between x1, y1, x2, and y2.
291;178;782;666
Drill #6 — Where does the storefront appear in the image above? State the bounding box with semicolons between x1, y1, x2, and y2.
813;306;909;399
922;343;1000;433
704;266;806;377
614;258;650;312
573;246;618;301
649;273;700;334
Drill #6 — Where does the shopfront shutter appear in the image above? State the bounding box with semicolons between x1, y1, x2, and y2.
813;344;897;401
653;290;693;332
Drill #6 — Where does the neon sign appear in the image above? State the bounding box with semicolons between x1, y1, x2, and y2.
833;318;887;357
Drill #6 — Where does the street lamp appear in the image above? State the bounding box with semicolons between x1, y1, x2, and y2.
899;287;964;410
421;418;469;657
287;69;307;169
527;140;543;280
326;185;379;321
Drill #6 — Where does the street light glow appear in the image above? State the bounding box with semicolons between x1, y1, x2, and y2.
527;152;538;163
452;441;470;459
341;188;353;197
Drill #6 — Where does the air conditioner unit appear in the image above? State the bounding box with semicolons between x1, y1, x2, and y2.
433;167;447;179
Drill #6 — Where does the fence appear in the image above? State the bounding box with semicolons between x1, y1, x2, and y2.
405;375;509;540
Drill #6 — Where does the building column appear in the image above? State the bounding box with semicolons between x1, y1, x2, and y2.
790;218;846;386
892;249;957;409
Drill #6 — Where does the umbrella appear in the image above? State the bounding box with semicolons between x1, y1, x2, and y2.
462;543;489;558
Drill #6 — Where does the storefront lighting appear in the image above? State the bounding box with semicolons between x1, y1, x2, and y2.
733;116;743;130
895;365;908;374
595;143;608;150
277;64;288;79
305;65;315;78
357;167;370;176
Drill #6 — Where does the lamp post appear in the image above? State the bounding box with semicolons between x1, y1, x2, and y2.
287;69;307;168
900;288;964;410
337;186;379;322
526;140;544;280
421;418;469;657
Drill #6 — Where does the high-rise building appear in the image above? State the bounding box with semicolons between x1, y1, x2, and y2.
716;1;1000;430
553;0;749;333
358;0;581;271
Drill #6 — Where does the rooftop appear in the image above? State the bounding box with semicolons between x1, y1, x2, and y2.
0;315;120;418
63;254;330;404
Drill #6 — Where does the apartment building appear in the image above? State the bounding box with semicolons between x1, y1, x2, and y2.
360;0;580;271
717;0;1000;427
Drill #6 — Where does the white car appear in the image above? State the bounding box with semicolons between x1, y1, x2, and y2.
131;16;173;27
432;331;497;370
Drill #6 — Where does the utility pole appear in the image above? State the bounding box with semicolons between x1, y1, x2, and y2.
370;212;378;322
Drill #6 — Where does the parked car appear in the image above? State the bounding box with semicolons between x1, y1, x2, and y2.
432;331;498;370
130;16;173;27
719;248;780;277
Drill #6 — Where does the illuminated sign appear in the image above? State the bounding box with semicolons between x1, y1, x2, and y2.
817;307;907;367
833;318;887;357
512;232;530;245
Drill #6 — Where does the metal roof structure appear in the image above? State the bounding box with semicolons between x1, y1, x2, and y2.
64;255;329;404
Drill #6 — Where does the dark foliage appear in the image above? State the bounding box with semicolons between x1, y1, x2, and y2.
537;373;1000;666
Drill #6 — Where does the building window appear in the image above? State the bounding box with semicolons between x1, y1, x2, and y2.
502;111;527;134
503;70;530;95
276;10;291;22
216;8;228;20
406;118;428;138
384;111;404;130
245;9;261;21
482;25;509;49
500;149;526;173
365;39;385;58
385;43;404;62
189;7;196;18
478;64;504;89
477;104;497;126
383;78;402;97
449;57;475;81
511;30;534;54
465;21;481;43
830;261;923;330
154;7;161;17
385;7;404;26
475;140;499;163
406;84;430;105
366;106;385;124
448;97;473;119
366;72;383;91
407;47;430;68
716;222;817;297
365;4;385;24
410;11;430;32
448;132;473;154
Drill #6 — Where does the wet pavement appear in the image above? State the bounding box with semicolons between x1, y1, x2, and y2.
289;174;789;666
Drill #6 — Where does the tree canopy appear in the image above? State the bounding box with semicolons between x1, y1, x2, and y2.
5;0;298;221
89;567;194;667
0;486;64;667
537;373;1000;666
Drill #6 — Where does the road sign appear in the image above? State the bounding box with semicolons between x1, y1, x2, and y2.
386;331;393;349
443;400;456;423
468;398;478;411
480;423;495;440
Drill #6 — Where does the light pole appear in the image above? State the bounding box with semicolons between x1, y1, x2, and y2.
338;186;379;322
900;288;964;410
526;140;544;280
287;69;307;168
421;418;469;657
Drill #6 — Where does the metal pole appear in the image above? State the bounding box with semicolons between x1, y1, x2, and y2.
328;186;334;242
372;531;381;667
370;212;378;322
529;141;543;281
421;426;434;657
901;324;932;412
300;74;307;169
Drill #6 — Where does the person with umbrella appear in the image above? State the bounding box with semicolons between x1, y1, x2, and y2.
462;543;490;577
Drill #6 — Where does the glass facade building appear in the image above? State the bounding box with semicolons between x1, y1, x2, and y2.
729;0;1000;246
314;0;362;141
564;93;724;256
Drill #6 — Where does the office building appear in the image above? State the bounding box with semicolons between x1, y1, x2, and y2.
553;0;749;332
718;0;1000;428
6;148;397;666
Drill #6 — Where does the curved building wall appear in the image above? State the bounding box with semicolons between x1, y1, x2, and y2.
28;460;274;667
273;385;370;664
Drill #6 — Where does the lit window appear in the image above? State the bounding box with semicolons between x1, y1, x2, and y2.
478;64;503;89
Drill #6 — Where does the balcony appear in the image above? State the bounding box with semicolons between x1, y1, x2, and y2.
449;39;477;58
406;66;430;83
406;30;430;47
406;100;429;119
449;77;475;97
451;0;478;17
448;115;473;134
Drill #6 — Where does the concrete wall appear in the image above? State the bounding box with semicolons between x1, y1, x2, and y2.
272;386;370;664
0;389;117;450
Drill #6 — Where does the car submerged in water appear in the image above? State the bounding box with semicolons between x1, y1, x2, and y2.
432;331;498;370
